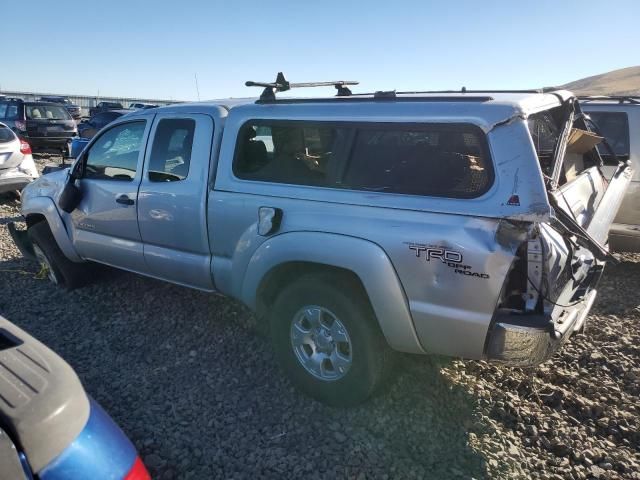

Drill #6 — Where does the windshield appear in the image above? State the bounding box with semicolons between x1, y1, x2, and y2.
26;105;71;120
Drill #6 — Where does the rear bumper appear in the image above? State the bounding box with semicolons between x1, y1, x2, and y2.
24;136;75;150
485;288;598;366
0;169;34;193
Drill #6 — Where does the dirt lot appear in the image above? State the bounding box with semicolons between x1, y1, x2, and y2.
0;156;638;479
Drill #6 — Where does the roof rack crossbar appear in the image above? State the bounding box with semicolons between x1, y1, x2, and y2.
246;72;359;102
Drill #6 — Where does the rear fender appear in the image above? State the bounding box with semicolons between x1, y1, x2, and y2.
22;196;82;262
239;232;424;354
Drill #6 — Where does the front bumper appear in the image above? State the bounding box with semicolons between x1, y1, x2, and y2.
485;288;598;366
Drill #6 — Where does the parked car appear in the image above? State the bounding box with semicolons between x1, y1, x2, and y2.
39;96;82;119
129;102;158;110
580;96;640;252
9;84;632;406
0;122;39;195
78;110;131;139
89;101;124;117
0;315;150;479
0;99;77;154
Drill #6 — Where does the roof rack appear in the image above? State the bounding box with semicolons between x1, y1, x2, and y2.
578;95;640;105
392;88;549;94
245;72;359;102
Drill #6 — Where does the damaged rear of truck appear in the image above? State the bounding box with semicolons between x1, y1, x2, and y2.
484;94;632;365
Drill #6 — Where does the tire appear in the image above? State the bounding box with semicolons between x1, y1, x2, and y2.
27;221;87;290
269;273;394;406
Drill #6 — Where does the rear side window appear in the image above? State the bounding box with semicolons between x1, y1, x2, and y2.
234;122;346;187
84;121;146;181
148;118;195;182
586;111;630;158
0;102;20;120
26;105;71;120
234;121;493;198
0;126;15;143
344;125;492;198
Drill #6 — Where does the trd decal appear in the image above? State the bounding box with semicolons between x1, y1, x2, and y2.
406;243;490;279
408;245;462;263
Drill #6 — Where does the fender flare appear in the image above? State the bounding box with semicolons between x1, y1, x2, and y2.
240;232;425;354
22;196;82;262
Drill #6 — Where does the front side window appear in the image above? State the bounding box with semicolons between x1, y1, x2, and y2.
26;105;71;120
148;118;196;182
84;121;146;181
586;111;630;159
233;121;493;198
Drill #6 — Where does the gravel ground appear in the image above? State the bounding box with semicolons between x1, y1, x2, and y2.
0;155;638;479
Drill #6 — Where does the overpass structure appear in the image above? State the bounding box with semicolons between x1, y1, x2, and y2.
0;90;184;117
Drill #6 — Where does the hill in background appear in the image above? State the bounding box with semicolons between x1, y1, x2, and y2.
559;65;640;96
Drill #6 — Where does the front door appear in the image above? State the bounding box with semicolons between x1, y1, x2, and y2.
70;118;152;271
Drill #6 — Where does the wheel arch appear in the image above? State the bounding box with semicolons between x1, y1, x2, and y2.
22;196;82;262
240;232;424;354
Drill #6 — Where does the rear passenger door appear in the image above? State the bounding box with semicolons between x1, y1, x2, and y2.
137;113;215;290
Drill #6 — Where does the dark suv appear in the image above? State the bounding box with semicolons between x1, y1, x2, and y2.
89;101;124;117
39;96;82;119
0;99;77;153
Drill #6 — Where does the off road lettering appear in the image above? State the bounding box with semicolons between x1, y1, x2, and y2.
408;244;489;279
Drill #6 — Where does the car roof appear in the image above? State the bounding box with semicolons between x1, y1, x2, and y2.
579;96;640;107
94;109;130;115
145;90;572;133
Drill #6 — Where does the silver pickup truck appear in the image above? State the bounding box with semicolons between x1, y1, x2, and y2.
9;84;632;405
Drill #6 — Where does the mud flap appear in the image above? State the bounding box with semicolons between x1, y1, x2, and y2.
7;222;35;261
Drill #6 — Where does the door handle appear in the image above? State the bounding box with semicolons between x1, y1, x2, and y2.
115;194;134;206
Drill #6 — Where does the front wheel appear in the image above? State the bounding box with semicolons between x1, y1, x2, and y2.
28;221;88;290
269;274;394;406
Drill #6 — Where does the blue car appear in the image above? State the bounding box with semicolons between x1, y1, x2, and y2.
0;316;150;480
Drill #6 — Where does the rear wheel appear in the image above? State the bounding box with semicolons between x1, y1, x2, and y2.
269;274;394;406
28;221;88;290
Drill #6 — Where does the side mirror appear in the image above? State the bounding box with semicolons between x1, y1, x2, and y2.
58;173;82;213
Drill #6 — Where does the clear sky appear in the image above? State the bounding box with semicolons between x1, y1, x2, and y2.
2;0;639;100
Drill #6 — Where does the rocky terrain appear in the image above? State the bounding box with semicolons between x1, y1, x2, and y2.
0;155;638;479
